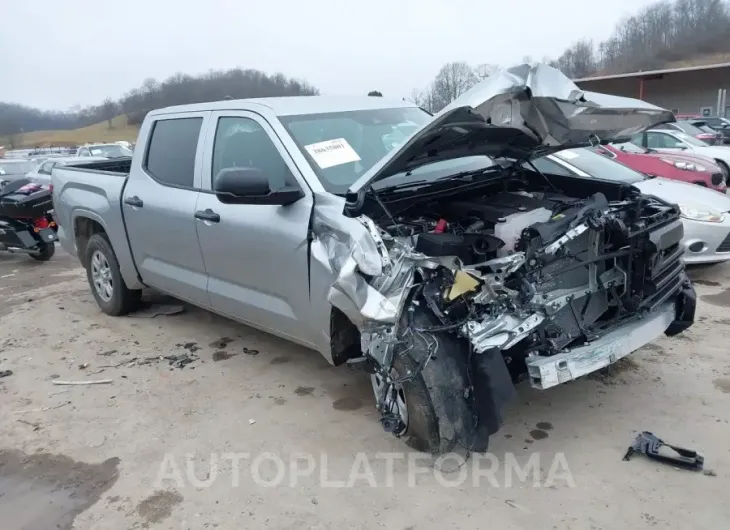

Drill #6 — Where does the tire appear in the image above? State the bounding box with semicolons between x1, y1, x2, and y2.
30;242;55;261
374;302;514;454
85;233;141;316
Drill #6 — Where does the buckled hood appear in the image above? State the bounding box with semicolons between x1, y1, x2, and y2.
347;63;674;195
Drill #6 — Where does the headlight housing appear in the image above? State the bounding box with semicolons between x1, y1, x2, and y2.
679;204;726;223
661;159;706;172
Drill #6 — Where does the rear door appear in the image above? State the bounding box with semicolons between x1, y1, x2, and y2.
122;112;212;307
195;111;314;345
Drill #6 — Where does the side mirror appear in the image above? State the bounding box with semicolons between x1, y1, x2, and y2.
214;167;304;206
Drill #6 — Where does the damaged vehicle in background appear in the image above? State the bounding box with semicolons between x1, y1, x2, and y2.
52;64;696;454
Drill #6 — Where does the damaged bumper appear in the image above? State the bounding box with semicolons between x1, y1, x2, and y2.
527;275;696;390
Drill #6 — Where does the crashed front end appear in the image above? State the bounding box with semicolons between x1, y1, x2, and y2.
318;184;695;441
313;63;696;446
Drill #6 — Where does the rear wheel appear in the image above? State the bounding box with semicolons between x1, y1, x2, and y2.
85;233;141;316
30;243;55;261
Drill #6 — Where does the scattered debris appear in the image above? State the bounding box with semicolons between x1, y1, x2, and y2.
213;351;237;362
703;469;717;477
179;342;201;352
209;337;234;349
98;350;117;356
505;500;529;512
243;347;259;356
165;353;198;369
49;389;71;397
52;379;113;386
623;431;704;471
16;419;41;431
248;419;256;425
128;304;185;318
79;362;89;370
99;359;139;369
0;369;13;378
48;374;60;380
13;402;69;414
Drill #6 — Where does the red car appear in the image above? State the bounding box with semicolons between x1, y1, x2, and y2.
594;143;727;192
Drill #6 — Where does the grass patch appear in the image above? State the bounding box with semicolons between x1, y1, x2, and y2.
1;115;139;149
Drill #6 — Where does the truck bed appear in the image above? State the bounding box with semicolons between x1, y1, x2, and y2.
51;158;142;290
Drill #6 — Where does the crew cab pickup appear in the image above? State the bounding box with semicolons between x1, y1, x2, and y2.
52;63;696;454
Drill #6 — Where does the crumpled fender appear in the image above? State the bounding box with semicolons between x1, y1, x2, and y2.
311;205;403;328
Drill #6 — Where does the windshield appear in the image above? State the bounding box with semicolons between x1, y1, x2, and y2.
0;161;34;175
279;107;432;193
674;132;709;147
88;145;132;158
611;142;647;154
554;148;645;184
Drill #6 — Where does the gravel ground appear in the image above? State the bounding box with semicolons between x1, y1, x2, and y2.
0;249;728;529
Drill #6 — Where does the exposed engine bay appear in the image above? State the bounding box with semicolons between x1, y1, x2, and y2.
327;167;695;445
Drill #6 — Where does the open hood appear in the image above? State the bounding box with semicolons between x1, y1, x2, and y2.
347;63;674;195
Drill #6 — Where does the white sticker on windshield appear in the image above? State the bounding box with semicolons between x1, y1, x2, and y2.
304;138;361;169
556;150;579;160
90;149;102;155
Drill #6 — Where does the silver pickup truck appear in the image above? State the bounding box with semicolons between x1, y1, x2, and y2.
52;64;696;454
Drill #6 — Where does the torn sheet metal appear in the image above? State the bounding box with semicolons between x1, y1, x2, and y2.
311;205;413;329
347;63;674;194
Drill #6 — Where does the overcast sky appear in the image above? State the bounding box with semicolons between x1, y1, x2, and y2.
1;0;657;110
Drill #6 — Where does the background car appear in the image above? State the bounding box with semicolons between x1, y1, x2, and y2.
534;147;730;265
26;156;109;185
0;159;36;184
76;143;133;158
655;120;720;145
595;142;726;191
689;117;730;145
632;129;730;179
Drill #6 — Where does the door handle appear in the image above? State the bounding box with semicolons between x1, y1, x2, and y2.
194;209;220;223
124;196;144;208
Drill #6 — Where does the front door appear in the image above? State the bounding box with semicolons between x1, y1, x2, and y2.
195;111;314;345
123;112;211;307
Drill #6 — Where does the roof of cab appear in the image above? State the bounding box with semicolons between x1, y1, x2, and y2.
148;96;417;118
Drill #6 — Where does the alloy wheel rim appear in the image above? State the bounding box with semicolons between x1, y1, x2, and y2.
90;250;113;302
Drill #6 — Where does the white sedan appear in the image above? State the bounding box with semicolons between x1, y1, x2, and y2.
537;148;730;265
632;129;730;178
26;156;108;185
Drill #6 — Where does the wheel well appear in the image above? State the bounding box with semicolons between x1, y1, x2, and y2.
330;307;361;366
74;217;106;268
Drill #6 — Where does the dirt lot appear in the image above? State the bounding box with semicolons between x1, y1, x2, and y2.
0;249;728;530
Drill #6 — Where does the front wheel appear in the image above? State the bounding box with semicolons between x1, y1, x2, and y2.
85;234;141;316
30;242;55;261
369;305;513;454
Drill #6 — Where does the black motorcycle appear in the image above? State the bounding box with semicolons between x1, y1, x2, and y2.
0;177;58;261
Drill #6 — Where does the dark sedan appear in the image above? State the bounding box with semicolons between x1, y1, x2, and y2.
655;120;721;145
689;117;730;145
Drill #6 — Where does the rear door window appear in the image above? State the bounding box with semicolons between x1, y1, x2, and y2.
144;117;203;189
